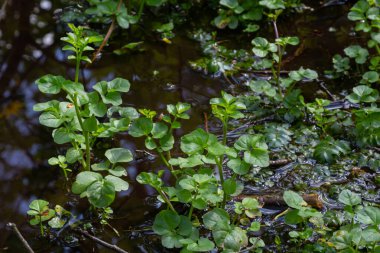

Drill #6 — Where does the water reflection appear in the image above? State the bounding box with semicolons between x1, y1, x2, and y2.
0;0;359;252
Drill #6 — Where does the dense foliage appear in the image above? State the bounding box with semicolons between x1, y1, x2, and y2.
26;0;380;252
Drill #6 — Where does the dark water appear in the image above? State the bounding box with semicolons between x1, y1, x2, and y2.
0;0;357;252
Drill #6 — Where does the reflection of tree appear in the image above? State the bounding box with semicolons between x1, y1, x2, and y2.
0;0;34;95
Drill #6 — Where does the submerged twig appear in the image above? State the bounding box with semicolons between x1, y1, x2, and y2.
6;223;34;253
319;82;336;101
89;0;123;64
226;114;276;137
235;193;323;209
76;229;129;253
204;112;209;133
269;159;292;166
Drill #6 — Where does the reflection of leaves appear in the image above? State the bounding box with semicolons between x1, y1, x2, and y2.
355;109;380;146
313;137;350;164
264;124;292;148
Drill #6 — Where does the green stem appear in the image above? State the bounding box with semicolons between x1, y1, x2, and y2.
276;47;284;99
376;44;380;56
158;189;177;214
222;117;228;145
72;54;91;171
188;205;194;219
136;0;145;21
39;219;43;236
158;150;177;178
215;157;226;207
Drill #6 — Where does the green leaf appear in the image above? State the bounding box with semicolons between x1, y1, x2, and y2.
75;171;102;186
180;128;214;155
203;208;230;230
86;180;115;208
179;178;197;191
129;117;153;137
344;45;369;64
136;172;163;189
108;78;130;92
153;210;181;235
29;199;49;212
33;100;60;112
249;221;261;232
338;189;361;206
186;238;215;252
362;228;380;243
362;71;379;83
105;175;129;191
116;12;130;29
289;67;318;81
220;0;239;9
284;209;303;224
109;166;127;177
152;122;168;139
105;148;133;164
283;190;307;209
83;116;98;131
159;134;174;151
36;75;66;94
48;217;66;229
251;37;277;57
214;226;248;251
234;135;269;167
52;128;74;144
259;0;285;9
93;79;130;106
346;85;379;103
145;136;157;150
39;112;63;128
227;158;250;175
66;147;82;164
223;178;237;195
357;206;380;225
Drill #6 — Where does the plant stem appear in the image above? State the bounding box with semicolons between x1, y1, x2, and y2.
276;48;284;99
136;0;145;21
72;55;91;171
158;189;177;214
222;117;228;145
188;205;194;219
157;150;175;176
39;220;43;236
215;156;226;207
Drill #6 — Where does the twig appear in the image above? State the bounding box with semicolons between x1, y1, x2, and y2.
0;0;8;21
319;82;336;101
223;72;237;87
234;193;323;209
242;70;290;74
89;0;123;64
204;112;209;133
75;229;129;253
227;114;276;136
6;223;34;253
273;20;279;40
269;159;292;166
